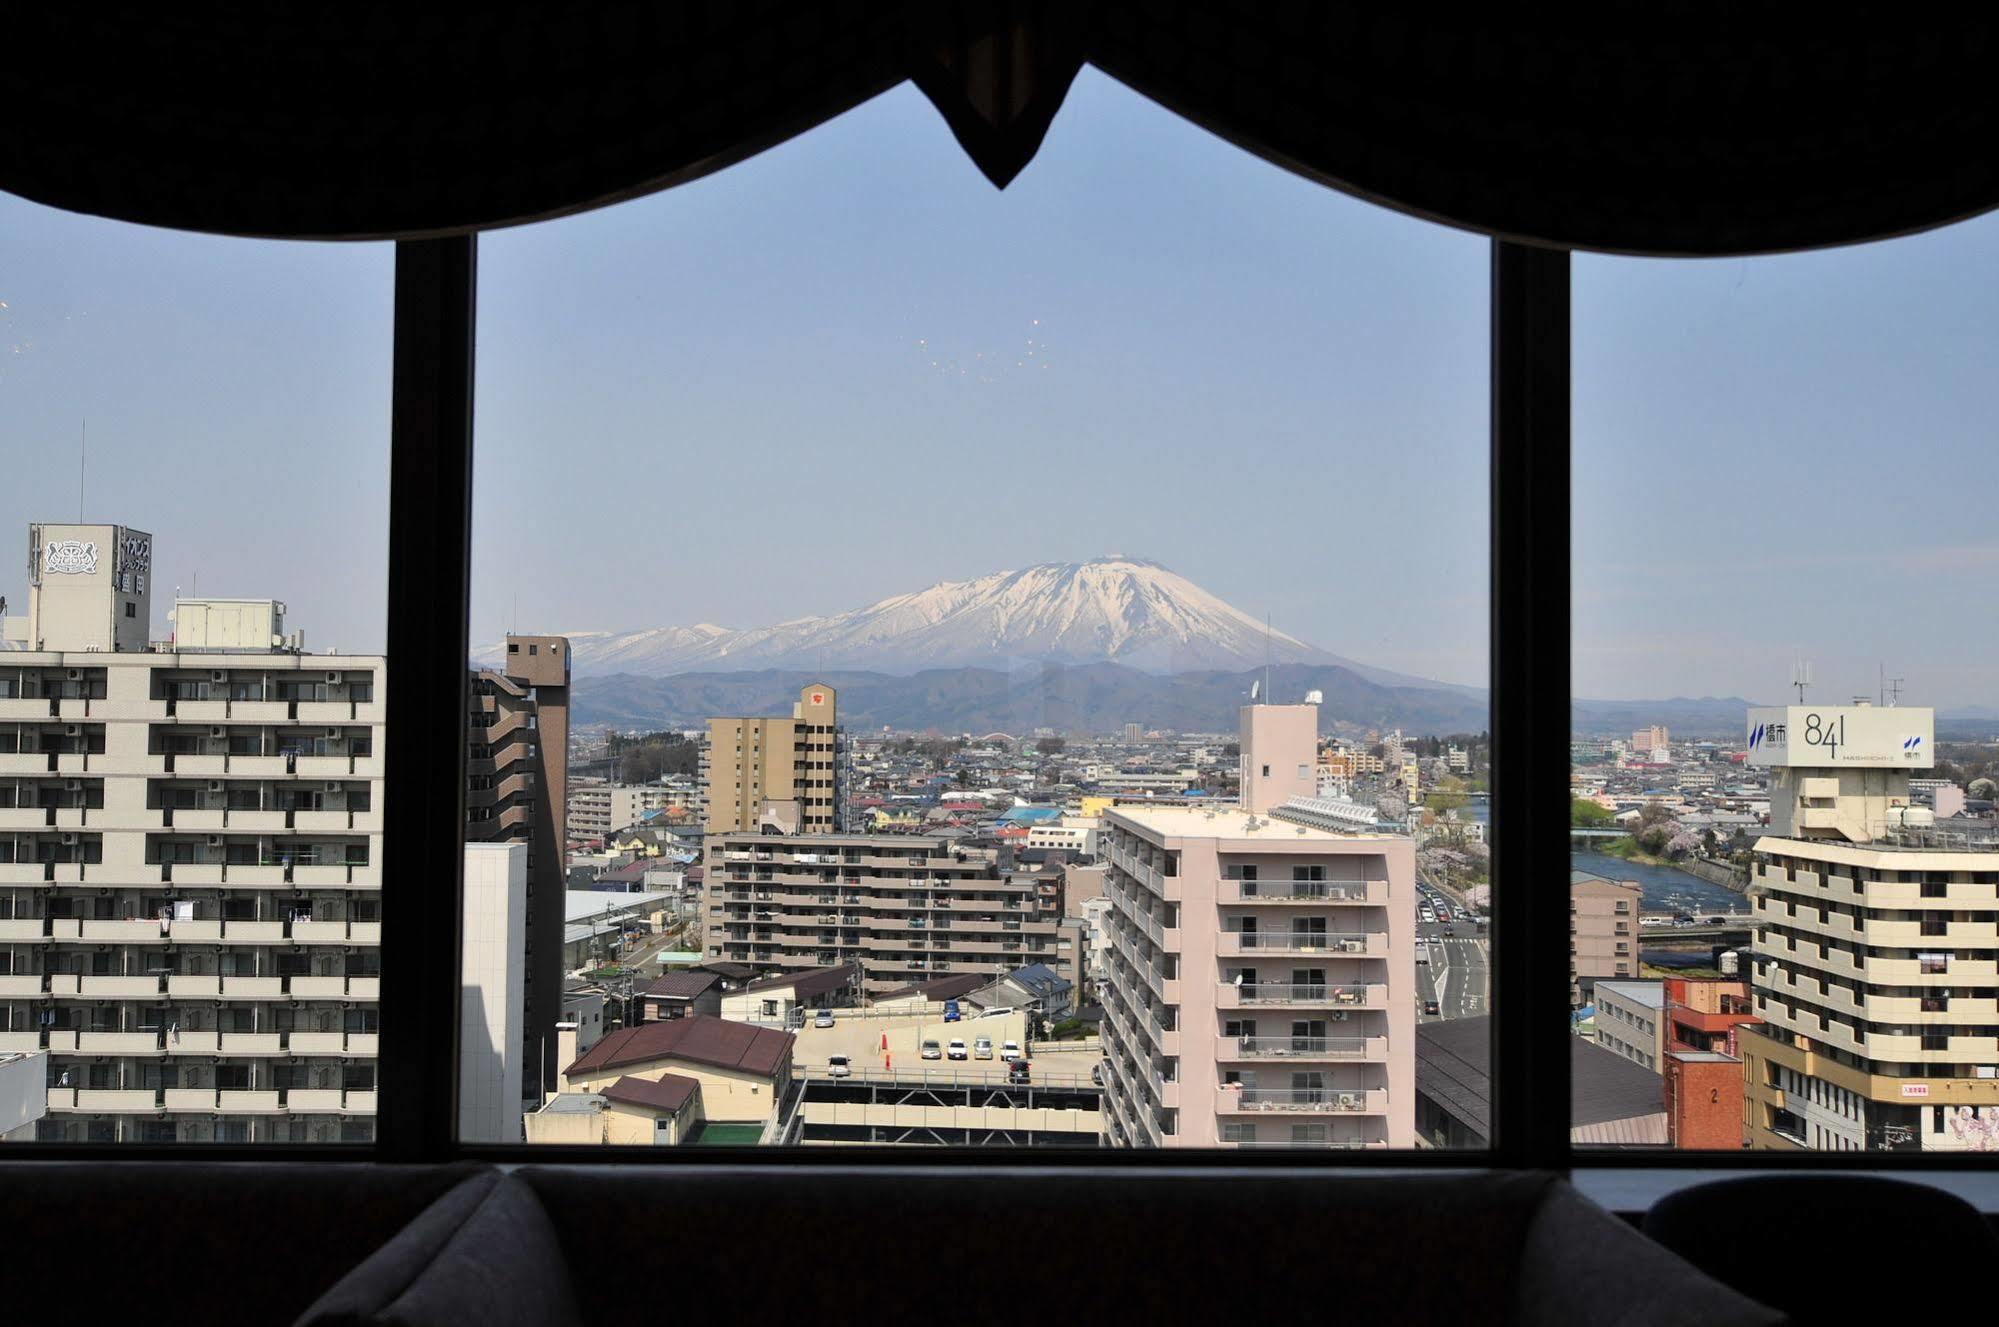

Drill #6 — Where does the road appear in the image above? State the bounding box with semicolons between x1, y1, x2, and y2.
1414;874;1488;1026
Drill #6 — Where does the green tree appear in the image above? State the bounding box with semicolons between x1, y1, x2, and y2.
1034;737;1067;756
1571;798;1614;827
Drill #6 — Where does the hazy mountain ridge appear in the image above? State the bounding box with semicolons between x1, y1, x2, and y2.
571;662;1490;736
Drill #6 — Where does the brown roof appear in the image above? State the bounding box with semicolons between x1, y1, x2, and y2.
695;961;758;981
643;971;720;999
565;1015;793;1080
599;1074;699;1113
741;962;859;997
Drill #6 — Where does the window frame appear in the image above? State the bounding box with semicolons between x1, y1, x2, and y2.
6;216;1990;1177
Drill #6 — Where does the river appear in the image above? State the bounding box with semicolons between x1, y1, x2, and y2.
1570;849;1746;916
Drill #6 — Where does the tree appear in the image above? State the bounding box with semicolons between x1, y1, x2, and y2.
1221;743;1240;759
1571;799;1614;827
1034;737;1067;756
1636;800;1674;829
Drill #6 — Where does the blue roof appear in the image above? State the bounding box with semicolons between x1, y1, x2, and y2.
997;806;1063;824
1008;962;1072;997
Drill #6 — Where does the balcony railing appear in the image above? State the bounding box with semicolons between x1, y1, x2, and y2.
1221;931;1373;954
1223;982;1378;1006
1214;1086;1386;1114
1220;1036;1377;1059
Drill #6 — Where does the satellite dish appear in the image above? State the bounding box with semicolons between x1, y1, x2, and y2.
1303;689;1323;705
1249;679;1261;702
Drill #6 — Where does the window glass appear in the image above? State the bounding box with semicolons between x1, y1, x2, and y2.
1572;215;1999;1152
469;73;1488;1149
0;195;391;1144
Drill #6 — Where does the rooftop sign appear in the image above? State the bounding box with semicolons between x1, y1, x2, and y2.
1745;705;1932;769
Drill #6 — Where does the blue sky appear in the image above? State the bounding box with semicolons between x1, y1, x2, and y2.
4;69;1996;704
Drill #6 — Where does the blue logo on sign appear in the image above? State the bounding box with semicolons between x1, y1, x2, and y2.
1748;723;1765;749
1904;736;1922;751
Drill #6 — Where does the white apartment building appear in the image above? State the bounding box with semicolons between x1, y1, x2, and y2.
1100;700;1415;1150
1594;980;1666;1071
1;523;384;1143
1737;703;1999;1152
460;842;526;1143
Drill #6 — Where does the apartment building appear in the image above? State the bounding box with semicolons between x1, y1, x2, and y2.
701;833;1080;996
1735;703;1999;1152
704;683;842;834
1099;700;1415;1151
460;842;526;1142
1570;870;1644;1003
1;523;383;1143
467;633;569;1098
566;781;672;843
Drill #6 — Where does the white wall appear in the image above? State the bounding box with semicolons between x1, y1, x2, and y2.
461;842;527;1142
0;1051;47;1141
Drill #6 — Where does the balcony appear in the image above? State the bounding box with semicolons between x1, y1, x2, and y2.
1217;931;1381;956
217;1090;283;1113
80;920;168;944
0;974;42;997
1215;1035;1388;1061
1214;1086;1388;1115
1218;878;1387;905
1215;981;1385;1009
167;974;223;998
77;975;166;999
220;976;284;999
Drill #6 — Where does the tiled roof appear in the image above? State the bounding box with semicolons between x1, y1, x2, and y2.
741;962;858;997
565;1015;793;1080
643;971;720;999
599;1073;699;1113
874;972;986;1002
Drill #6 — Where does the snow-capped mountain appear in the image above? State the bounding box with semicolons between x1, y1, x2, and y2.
484;557;1412;680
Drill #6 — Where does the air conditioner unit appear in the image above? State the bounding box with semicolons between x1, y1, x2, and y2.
66;669;83;682
206;836;223;848
325;671;340;685
63;725;82;737
1330;1010;1352;1022
207;781;225;793
324;782;340;793
211;671;228;684
64;780;83;792
209;727;226;739
1337;1092;1362;1110
1339;939;1366;954
325;728;339;739
59;833;78;846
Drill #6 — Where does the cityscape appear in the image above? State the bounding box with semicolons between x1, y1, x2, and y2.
9;518;1998;1154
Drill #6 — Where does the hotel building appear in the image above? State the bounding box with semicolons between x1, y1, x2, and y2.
1738;703;1999;1151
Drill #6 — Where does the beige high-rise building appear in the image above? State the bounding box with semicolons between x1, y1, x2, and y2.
2;524;384;1143
1570;870;1643;1003
704;683;841;834
1100;698;1416;1151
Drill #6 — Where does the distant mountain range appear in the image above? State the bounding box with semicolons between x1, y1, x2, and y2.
570;663;1492;737
483;556;1474;690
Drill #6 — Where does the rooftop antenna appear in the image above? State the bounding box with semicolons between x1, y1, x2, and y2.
1791;656;1813;703
1887;675;1904;708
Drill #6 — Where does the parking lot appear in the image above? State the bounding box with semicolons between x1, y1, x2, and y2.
788;1010;1099;1088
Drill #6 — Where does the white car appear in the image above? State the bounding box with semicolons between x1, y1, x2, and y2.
827;1055;851;1078
814;1009;835;1028
999;1040;1022;1062
920;1040;943;1060
973;1037;994;1059
947;1039;968;1061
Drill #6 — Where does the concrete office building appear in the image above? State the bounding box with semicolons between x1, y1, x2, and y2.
702;833;1082;997
1099;699;1416;1150
1;523;383;1143
1570;870;1644;1004
467;634;570;1099
705;683;843;835
1736;703;1999;1152
1594;980;1667;1071
459;842;527;1142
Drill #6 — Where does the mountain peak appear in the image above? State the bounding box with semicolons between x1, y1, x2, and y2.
478;557;1406;681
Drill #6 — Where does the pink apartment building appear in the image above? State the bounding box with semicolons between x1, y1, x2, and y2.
1099;703;1415;1149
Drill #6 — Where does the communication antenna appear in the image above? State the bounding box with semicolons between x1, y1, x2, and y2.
1791;656;1813;703
1887;675;1905;708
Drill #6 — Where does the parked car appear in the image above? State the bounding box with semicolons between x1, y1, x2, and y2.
920;1039;942;1060
827;1055;851;1078
947;1039;968;1061
814;1009;835;1028
942;999;961;1022
1007;1060;1031;1085
1415;942;1430;966
1091;1061;1104;1086
999;1040;1022;1061
1424;1000;1441;1016
1705;916;1727;926
973;1037;994;1060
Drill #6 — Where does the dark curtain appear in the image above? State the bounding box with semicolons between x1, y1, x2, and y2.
6;4;1996;255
